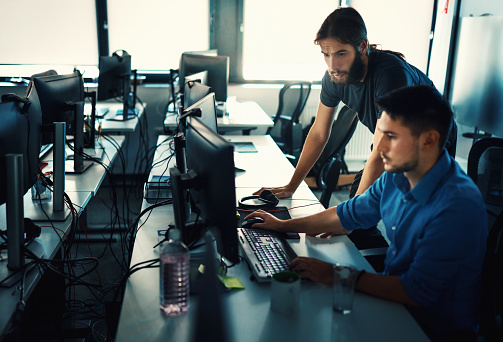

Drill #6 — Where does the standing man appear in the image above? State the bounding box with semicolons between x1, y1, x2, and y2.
254;7;457;260
246;85;486;341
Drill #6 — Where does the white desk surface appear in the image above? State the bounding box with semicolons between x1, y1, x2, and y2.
42;135;125;196
115;135;429;342
85;102;145;134
149;134;305;190
164;101;273;134
0;190;92;335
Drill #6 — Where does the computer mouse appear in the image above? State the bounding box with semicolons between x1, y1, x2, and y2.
242;217;264;228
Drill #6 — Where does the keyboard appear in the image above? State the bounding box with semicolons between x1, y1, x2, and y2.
237;228;298;282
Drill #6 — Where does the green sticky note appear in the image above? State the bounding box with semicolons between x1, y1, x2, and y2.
217;275;245;290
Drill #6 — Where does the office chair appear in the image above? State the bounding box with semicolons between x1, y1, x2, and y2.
314;105;358;199
267;81;312;164
467;137;503;341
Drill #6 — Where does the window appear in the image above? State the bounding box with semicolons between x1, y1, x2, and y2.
107;0;210;71
0;0;98;77
242;0;338;81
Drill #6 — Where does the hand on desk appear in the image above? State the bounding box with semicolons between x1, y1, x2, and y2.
290;257;334;285
253;185;295;199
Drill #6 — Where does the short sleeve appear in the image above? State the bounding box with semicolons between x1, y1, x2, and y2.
320;71;340;108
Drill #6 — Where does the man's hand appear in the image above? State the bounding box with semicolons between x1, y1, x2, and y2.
290;257;334;285
243;209;286;232
253;186;295;199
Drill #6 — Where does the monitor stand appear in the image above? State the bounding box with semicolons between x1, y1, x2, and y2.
65;102;93;174
4;154;25;270
28;122;70;222
107;70;138;121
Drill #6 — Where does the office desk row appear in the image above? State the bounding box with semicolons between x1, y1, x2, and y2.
164;101;274;135
115;135;429;342
85;102;146;134
0;135;125;337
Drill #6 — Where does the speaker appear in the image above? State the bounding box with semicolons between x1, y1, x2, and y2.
238;190;279;210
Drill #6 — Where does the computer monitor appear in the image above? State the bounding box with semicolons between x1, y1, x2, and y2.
184;91;217;133
33;71;91;173
170;117;239;263
179;53;229;103
185;70;208;86
98;50;136;121
184;81;213;109
0;92;42;206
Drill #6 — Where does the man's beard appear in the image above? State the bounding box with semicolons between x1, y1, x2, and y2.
330;51;366;86
381;149;420;174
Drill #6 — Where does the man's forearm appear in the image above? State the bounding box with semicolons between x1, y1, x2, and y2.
281;206;348;235
355;148;385;196
356;273;419;307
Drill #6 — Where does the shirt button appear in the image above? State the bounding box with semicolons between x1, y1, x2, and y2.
392;226;397;230
392;250;397;255
403;199;408;203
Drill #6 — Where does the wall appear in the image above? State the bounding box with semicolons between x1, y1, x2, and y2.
450;0;503;167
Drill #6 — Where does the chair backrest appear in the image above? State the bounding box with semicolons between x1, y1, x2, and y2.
479;209;503;340
467;137;503;226
267;81;312;159
467;137;503;340
267;81;312;133
313;105;358;190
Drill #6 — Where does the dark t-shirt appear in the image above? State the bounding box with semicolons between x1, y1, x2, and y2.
320;50;435;134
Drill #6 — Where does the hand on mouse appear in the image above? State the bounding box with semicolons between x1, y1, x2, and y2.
243;210;285;232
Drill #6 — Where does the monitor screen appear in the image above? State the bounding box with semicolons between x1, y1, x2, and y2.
0;90;42;206
97;51;131;102
184;92;218;133
179;53;229;103
173;116;239;263
184;81;213;110
32;71;85;144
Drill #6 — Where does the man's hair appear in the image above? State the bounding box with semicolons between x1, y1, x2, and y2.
375;85;454;151
315;7;405;60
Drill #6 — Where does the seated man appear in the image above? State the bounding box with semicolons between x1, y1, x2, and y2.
244;85;487;340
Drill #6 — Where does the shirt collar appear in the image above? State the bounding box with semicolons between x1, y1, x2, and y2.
393;150;452;205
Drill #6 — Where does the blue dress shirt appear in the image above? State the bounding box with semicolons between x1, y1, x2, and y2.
337;150;487;334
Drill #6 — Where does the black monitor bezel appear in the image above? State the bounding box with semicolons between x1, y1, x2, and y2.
179;53;229;103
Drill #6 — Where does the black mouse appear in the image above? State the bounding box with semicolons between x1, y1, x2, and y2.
241;217;264;228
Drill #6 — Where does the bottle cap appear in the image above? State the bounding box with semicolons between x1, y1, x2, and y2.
169;228;181;241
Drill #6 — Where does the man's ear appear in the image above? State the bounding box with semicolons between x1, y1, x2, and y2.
421;129;440;152
359;39;368;55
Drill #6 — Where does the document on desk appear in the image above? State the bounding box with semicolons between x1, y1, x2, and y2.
230;141;258;153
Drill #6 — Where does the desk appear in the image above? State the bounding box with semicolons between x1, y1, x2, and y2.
0;190;92;336
164;101;273;135
42;135;125;196
85;102;145;134
115;135;429;342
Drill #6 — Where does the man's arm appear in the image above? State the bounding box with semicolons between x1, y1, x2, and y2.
355;119;385;195
357;272;419;307
254;101;336;198
288;257;420;307
244;206;348;236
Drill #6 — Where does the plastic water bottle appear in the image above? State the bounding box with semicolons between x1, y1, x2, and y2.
160;228;190;317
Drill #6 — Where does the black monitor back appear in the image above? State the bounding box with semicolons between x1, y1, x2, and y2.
184;117;238;263
184;92;218;133
184;81;213;109
33;71;84;144
0;91;42;205
179;54;229;103
98;51;131;101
